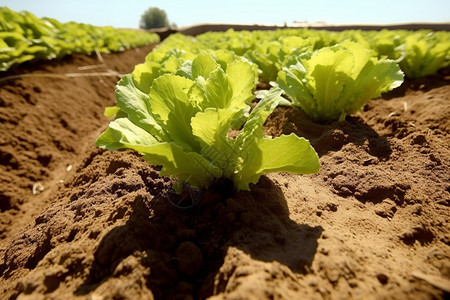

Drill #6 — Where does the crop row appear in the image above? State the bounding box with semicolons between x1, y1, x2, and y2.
157;28;449;80
0;7;160;72
3;7;446;194
99;27;450;193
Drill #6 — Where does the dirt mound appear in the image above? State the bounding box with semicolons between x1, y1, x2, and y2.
0;48;449;299
0;45;155;243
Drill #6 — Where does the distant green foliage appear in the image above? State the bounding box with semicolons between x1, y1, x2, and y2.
195;28;450;80
0;7;160;72
139;7;170;29
399;31;450;78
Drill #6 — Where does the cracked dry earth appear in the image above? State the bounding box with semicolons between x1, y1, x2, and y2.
0;44;449;300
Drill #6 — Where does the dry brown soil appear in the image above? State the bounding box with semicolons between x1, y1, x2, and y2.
0;45;449;300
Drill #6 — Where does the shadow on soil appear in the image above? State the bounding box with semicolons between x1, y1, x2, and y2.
270;107;392;160
75;176;323;300
382;67;450;100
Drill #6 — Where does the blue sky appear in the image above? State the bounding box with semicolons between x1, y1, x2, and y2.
2;0;450;28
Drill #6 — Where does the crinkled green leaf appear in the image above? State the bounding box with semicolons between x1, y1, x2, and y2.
96;118;158;151
191;108;240;176
236;87;285;145
202;67;234;109
343;59;404;114
131;62;161;94
192;52;219;79
149;74;200;152
226;60;256;107
115;74;168;140
234;134;320;190
277;63;316;116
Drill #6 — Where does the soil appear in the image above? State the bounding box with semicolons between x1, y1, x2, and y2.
0;44;449;300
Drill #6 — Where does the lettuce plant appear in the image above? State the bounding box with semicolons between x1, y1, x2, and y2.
276;41;404;122
131;46;258;95
245;36;316;83
97;53;319;192
399;31;450;79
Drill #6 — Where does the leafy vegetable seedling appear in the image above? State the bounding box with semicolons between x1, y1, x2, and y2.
97;53;320;193
276;41;404;122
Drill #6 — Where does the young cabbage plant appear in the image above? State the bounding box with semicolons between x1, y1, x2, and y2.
276;41;404;122
97;53;320;192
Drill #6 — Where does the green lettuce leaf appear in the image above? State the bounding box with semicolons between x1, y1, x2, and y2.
115;74;168;141
96;118;158;151
233;88;320;190
149;74;201;152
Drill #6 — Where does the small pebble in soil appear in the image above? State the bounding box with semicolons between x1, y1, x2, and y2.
32;182;44;195
377;273;389;285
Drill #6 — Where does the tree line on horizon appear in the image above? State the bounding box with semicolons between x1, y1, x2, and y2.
139;7;176;29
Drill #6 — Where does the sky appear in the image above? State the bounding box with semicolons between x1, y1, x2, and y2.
2;0;450;29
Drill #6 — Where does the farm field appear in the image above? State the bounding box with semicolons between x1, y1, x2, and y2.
0;17;449;300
